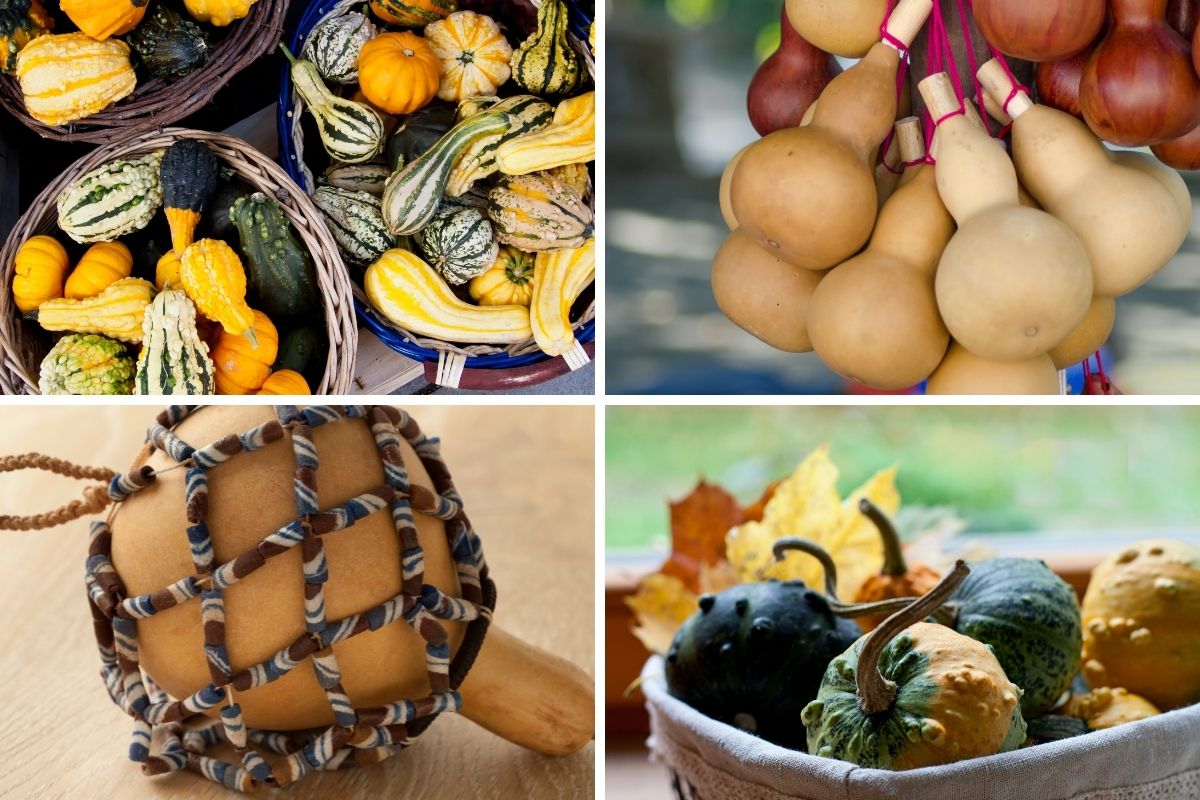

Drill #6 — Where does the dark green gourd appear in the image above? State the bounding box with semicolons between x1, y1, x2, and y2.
161;138;220;255
385;103;458;172
126;6;210;79
229;193;319;319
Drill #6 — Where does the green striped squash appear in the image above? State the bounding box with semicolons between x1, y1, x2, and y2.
135;289;215;395
419;207;499;284
284;46;384;164
488;172;594;251
320;162;391;196
446;95;554;197
381;108;511;236
302;11;377;84
56;150;165;244
313;185;395;266
510;0;584;98
369;0;455;27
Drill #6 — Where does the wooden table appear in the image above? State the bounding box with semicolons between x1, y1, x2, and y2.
0;405;595;799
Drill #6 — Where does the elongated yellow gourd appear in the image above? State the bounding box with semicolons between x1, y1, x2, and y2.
366;249;532;344
530;238;595;357
35;277;155;344
977;59;1190;298
496;91;595;175
785;0;889;58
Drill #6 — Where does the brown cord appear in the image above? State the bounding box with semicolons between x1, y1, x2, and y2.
0;453;116;531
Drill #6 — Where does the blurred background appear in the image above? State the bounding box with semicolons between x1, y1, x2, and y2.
607;0;1200;395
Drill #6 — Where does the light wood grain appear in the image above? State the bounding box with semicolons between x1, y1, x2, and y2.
0;405;595;800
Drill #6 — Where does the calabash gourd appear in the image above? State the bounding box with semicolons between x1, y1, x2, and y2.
56;150;164;244
730;0;932;271
228;193;319;319
446;94;554;197
803;563;1027;769
785;0;888;59
357;32;441;116
921;72;1092;361
256;369;311;395
11;235;68;312
426;11;514;102
38;334;135;395
60;0;147;40
495;91;594;177
973;0;1104;62
16;33;137;126
180;239;257;344
1065;687;1160;730
978;60;1189;298
126;5;211;79
183;0;257;27
35;277;155;344
160;139;220;256
211;310;278;394
748;3;841;135
927;344;1060;395
1047;297;1116;369
1081;539;1200;710
283;46;385;164
312;186;396;268
852;498;940;632
488;172;594;251
469;247;535;307
302;11;376;85
135;288;215;395
369;0;456;27
0;0;53;75
510;0;585;98
529;238;594;357
65;242;133;300
419;207;499;285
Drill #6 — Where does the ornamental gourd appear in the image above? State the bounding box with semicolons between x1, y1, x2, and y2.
973;0;1104;62
228;193;319;318
57;150;164;243
426;11;513;102
135;288;215;395
447;94;554;197
312;186;396;267
303;11;376;85
210;310;278;394
851;498;941;631
920;72;1092;361
803;563;1027;769
34;277;155;344
155;251;182;290
180;239;257;343
529;238;594;357
469;247;535;307
160;139;220;256
510;0;584;98
60;0;147;40
17;33;136;126
256;369;311;395
11;235;68;313
0;0;53;75
369;0;456;27
320;162;390;196
1081;539;1200;710
386;103;457;171
126;5;211;79
183;0;257;26
65;242;133;300
357;32;441;116
978;60;1190;298
38;334;135;395
731;0;931;271
283;45;385;164
419;207;499;285
495;91;595;176
1065;687;1161;730
488;172;594;251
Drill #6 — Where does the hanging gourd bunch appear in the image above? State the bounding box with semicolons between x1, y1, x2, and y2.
715;0;1196;396
11;137;325;396
289;0;596;358
6;0;265;127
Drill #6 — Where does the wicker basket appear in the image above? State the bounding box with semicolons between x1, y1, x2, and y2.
0;128;358;395
278;0;596;389
0;0;287;145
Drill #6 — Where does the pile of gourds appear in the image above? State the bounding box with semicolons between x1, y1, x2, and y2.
11;138;324;395
2;0;261;126
286;0;596;357
715;0;1196;394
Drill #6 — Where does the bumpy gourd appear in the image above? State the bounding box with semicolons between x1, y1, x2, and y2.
57;150;164;243
256;369;311;395
180;238;256;342
183;0;257;26
11;235;68;312
1065;687;1161;730
228;193;319;319
35;277;155;344
529;238;594;356
496;91;595;176
320;162;390;196
469;247;535;307
135;288;215;395
312;186;395;267
126;5;210;79
369;0;455;27
210;310;278;394
283;45;384;164
302;11;376;84
447;95;554;197
0;0;53;75
488;172;594;251
60;0;147;40
426;11;513;102
548;162;590;198
160;139;220;256
357;32;441;116
851;498;941;631
16;33;136;125
1081;539;1200;710
65;242;133;300
419;207;499;285
38;334;135;395
365;249;532;343
510;0;584;98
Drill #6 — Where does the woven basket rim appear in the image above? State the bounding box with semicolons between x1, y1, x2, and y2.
0;0;287;145
0;127;358;395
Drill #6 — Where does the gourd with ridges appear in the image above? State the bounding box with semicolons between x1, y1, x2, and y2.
16;33;137;126
381;107;512;235
1081;539;1200;710
496;91;595;175
211;310;278;394
530;237;593;356
60;0;147;41
34;277;155;344
356;31;441;116
302;11;376;84
155;250;182;290
282;45;385;164
510;0;584;98
312;185;396;267
426;11;514;102
38;334;135;395
852;498;941;632
183;0;257;27
803;563;1027;769
135;288;215;395
369;0;456;27
386;103;457;171
419;206;498;284
365;249;532;343
446;94;554;197
257;369;311;395
488;171;594;251
180;238;257;343
228;193;319;319
11;235;68;312
320;162;391;196
65;242;133;300
0;0;53;75
56;150;164;244
160;139;220;255
125;5;210;79
469;246;535;307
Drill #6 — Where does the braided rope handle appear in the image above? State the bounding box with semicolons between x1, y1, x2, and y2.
0;453;116;531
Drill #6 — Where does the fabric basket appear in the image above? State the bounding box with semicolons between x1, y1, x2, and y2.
642;656;1200;800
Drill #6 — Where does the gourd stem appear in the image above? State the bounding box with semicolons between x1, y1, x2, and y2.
859;498;908;577
773;537;841;599
857;560;970;717
278;43;297;64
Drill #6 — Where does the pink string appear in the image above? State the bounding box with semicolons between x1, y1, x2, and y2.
987;46;1031;117
879;0;911;173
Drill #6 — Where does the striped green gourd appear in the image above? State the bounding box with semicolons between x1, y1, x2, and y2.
381;108;512;236
418;207;499;284
319;162;391;197
302;11;377;84
135;288;215;395
510;0;584;98
313;185;395;267
488;171;594;251
446;95;554;197
282;45;384;164
56;150;165;244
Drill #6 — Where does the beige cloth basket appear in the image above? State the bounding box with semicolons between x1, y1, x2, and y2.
642;656;1200;800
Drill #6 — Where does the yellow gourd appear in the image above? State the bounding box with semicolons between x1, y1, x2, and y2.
365;249;532;344
210;310;278;395
65;242;133;300
16;33;136;126
60;0;147;40
469;247;535;307
180;238;257;344
155;250;183;291
256;369;312;395
357;32;441;116
1065;687;1160;730
496;91;595;175
34;277;155;344
11;235;69;313
786;0;889;58
426;11;514;102
529;238;595;357
183;0;257;26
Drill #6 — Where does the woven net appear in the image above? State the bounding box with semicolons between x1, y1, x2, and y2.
83;405;495;792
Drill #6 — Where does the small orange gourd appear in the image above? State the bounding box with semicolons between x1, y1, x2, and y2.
210;310;278;395
11;235;68;312
155;250;183;290
180;238;257;344
256;369;312;395
60;0;148;40
357;32;441;116
852;498;941;631
65;242;133;300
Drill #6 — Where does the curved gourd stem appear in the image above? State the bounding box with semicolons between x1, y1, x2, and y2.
859;498;908;577
856;560;970;716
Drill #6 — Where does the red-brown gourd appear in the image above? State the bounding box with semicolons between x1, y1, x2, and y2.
1152;121;1200;170
927;343;1060;395
730;0;933;271
1079;0;1200;146
807;118;951;390
785;0;888;59
973;0;1104;61
1169;0;1200;36
1047;297;1116;369
1035;44;1095;120
852;497;941;631
978;59;1190;297
922;72;1092;362
747;3;841;136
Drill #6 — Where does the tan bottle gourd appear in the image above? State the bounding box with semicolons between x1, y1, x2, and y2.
807;118;951;390
977;59;1190;297
922;72;1092;362
1047;297;1116;368
786;0;889;58
804;98;906;210
730;0;932;271
927;343;1060;395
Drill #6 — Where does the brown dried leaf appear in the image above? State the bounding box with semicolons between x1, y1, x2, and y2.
659;480;744;593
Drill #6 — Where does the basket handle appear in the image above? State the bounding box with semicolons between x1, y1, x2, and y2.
0;453;116;531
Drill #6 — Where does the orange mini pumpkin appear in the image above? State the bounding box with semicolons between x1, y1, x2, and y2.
210;310;278;395
852;497;941;631
357;32;441;116
256;369;312;395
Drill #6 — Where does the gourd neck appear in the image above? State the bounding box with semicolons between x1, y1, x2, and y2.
1112;0;1167;26
859;498;908;577
856;561;970;716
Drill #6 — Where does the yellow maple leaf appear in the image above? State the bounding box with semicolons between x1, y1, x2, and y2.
625;572;698;655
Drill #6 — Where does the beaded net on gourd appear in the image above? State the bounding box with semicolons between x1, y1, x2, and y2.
84;405;496;792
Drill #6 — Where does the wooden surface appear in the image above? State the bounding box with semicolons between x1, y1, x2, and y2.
0;405;595;799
